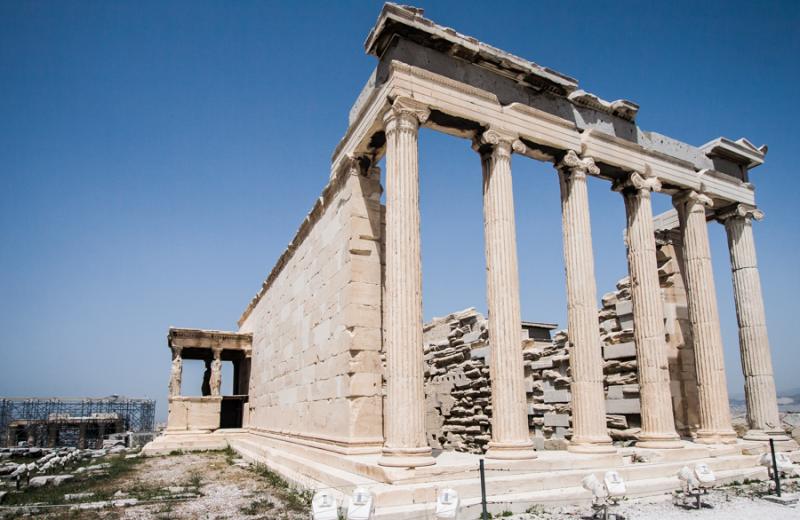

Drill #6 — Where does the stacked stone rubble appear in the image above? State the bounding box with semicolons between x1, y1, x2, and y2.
422;232;698;451
525;332;572;450
423;309;492;454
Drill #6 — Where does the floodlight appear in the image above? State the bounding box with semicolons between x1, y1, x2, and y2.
694;463;715;488
760;452;796;476
311;491;339;520
346;487;374;520
603;470;626;498
581;474;605;499
677;465;697;491
774;453;793;470
759;452;772;467
763;452;799;477
434;488;460;519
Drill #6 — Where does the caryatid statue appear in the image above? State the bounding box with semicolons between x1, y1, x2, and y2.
210;348;223;396
168;346;183;397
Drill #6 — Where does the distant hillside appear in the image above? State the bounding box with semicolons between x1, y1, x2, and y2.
730;388;800;414
779;387;800;398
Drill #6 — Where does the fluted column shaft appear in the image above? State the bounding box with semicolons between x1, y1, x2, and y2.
615;172;682;448
169;346;183;397
557;151;614;453
477;129;536;460
674;191;736;444
379;98;435;468
720;206;785;440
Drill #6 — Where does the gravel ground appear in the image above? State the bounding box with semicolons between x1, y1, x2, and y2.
504;480;800;520
113;451;310;520
1;450;310;520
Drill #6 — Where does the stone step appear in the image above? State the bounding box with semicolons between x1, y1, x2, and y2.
371;452;763;508
146;431;770;515
229;438;376;495
239;431;392;482
141;434;228;455
372;466;769;519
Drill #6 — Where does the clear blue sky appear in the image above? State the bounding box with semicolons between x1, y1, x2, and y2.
1;1;798;422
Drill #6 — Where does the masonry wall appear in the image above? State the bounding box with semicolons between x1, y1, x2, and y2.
239;167;385;451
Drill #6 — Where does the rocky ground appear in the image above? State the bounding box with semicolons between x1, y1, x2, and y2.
0;448;310;519
3;447;799;519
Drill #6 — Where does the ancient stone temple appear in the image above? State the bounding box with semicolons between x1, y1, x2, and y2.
144;4;795;515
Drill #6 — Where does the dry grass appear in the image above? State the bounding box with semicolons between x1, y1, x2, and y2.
0;450;311;519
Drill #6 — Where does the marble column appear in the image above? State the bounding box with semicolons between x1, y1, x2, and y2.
169;346;183;397
210;347;223;397
475;129;536;460
379;98;436;468
673;190;737;444
614;171;683;448
556;151;614;453
718;204;787;441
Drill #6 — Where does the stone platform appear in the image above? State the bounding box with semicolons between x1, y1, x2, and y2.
143;431;798;518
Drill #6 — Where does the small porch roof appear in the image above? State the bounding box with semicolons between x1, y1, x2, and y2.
167;327;252;360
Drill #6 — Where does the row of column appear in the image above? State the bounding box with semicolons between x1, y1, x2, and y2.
168;346;223;398
377;97;785;467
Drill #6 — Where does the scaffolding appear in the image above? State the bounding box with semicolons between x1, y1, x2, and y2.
0;396;156;448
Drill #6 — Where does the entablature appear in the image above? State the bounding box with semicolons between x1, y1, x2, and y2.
338;4;765;205
168;327;252;359
332;59;757;207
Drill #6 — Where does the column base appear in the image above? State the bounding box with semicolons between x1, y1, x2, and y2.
694;429;738;445
568;434;616;454
743;431;799;451
743;429;793;443
485;439;537;460
636;432;685;449
568;442;617;454
378;446;436;468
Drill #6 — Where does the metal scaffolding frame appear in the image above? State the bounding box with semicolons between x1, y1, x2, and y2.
0;396;156;448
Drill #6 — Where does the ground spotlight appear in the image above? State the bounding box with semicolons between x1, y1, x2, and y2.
346;487;374;520
311;490;339;520
582;472;626;519
760;451;798;478
677;463;716;509
434;487;460;519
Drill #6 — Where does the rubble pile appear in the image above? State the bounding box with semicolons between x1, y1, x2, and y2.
596;276;643;442
423;309;492;454
423;236;691;451
0;442;134;495
525;331;572;450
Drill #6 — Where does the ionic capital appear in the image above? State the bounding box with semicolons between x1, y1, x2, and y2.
211;346;223;359
170;345;183;359
383;97;430;131
612;169;661;195
473;128;526;157
715;203;764;224
555;150;599;179
672;189;714;211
